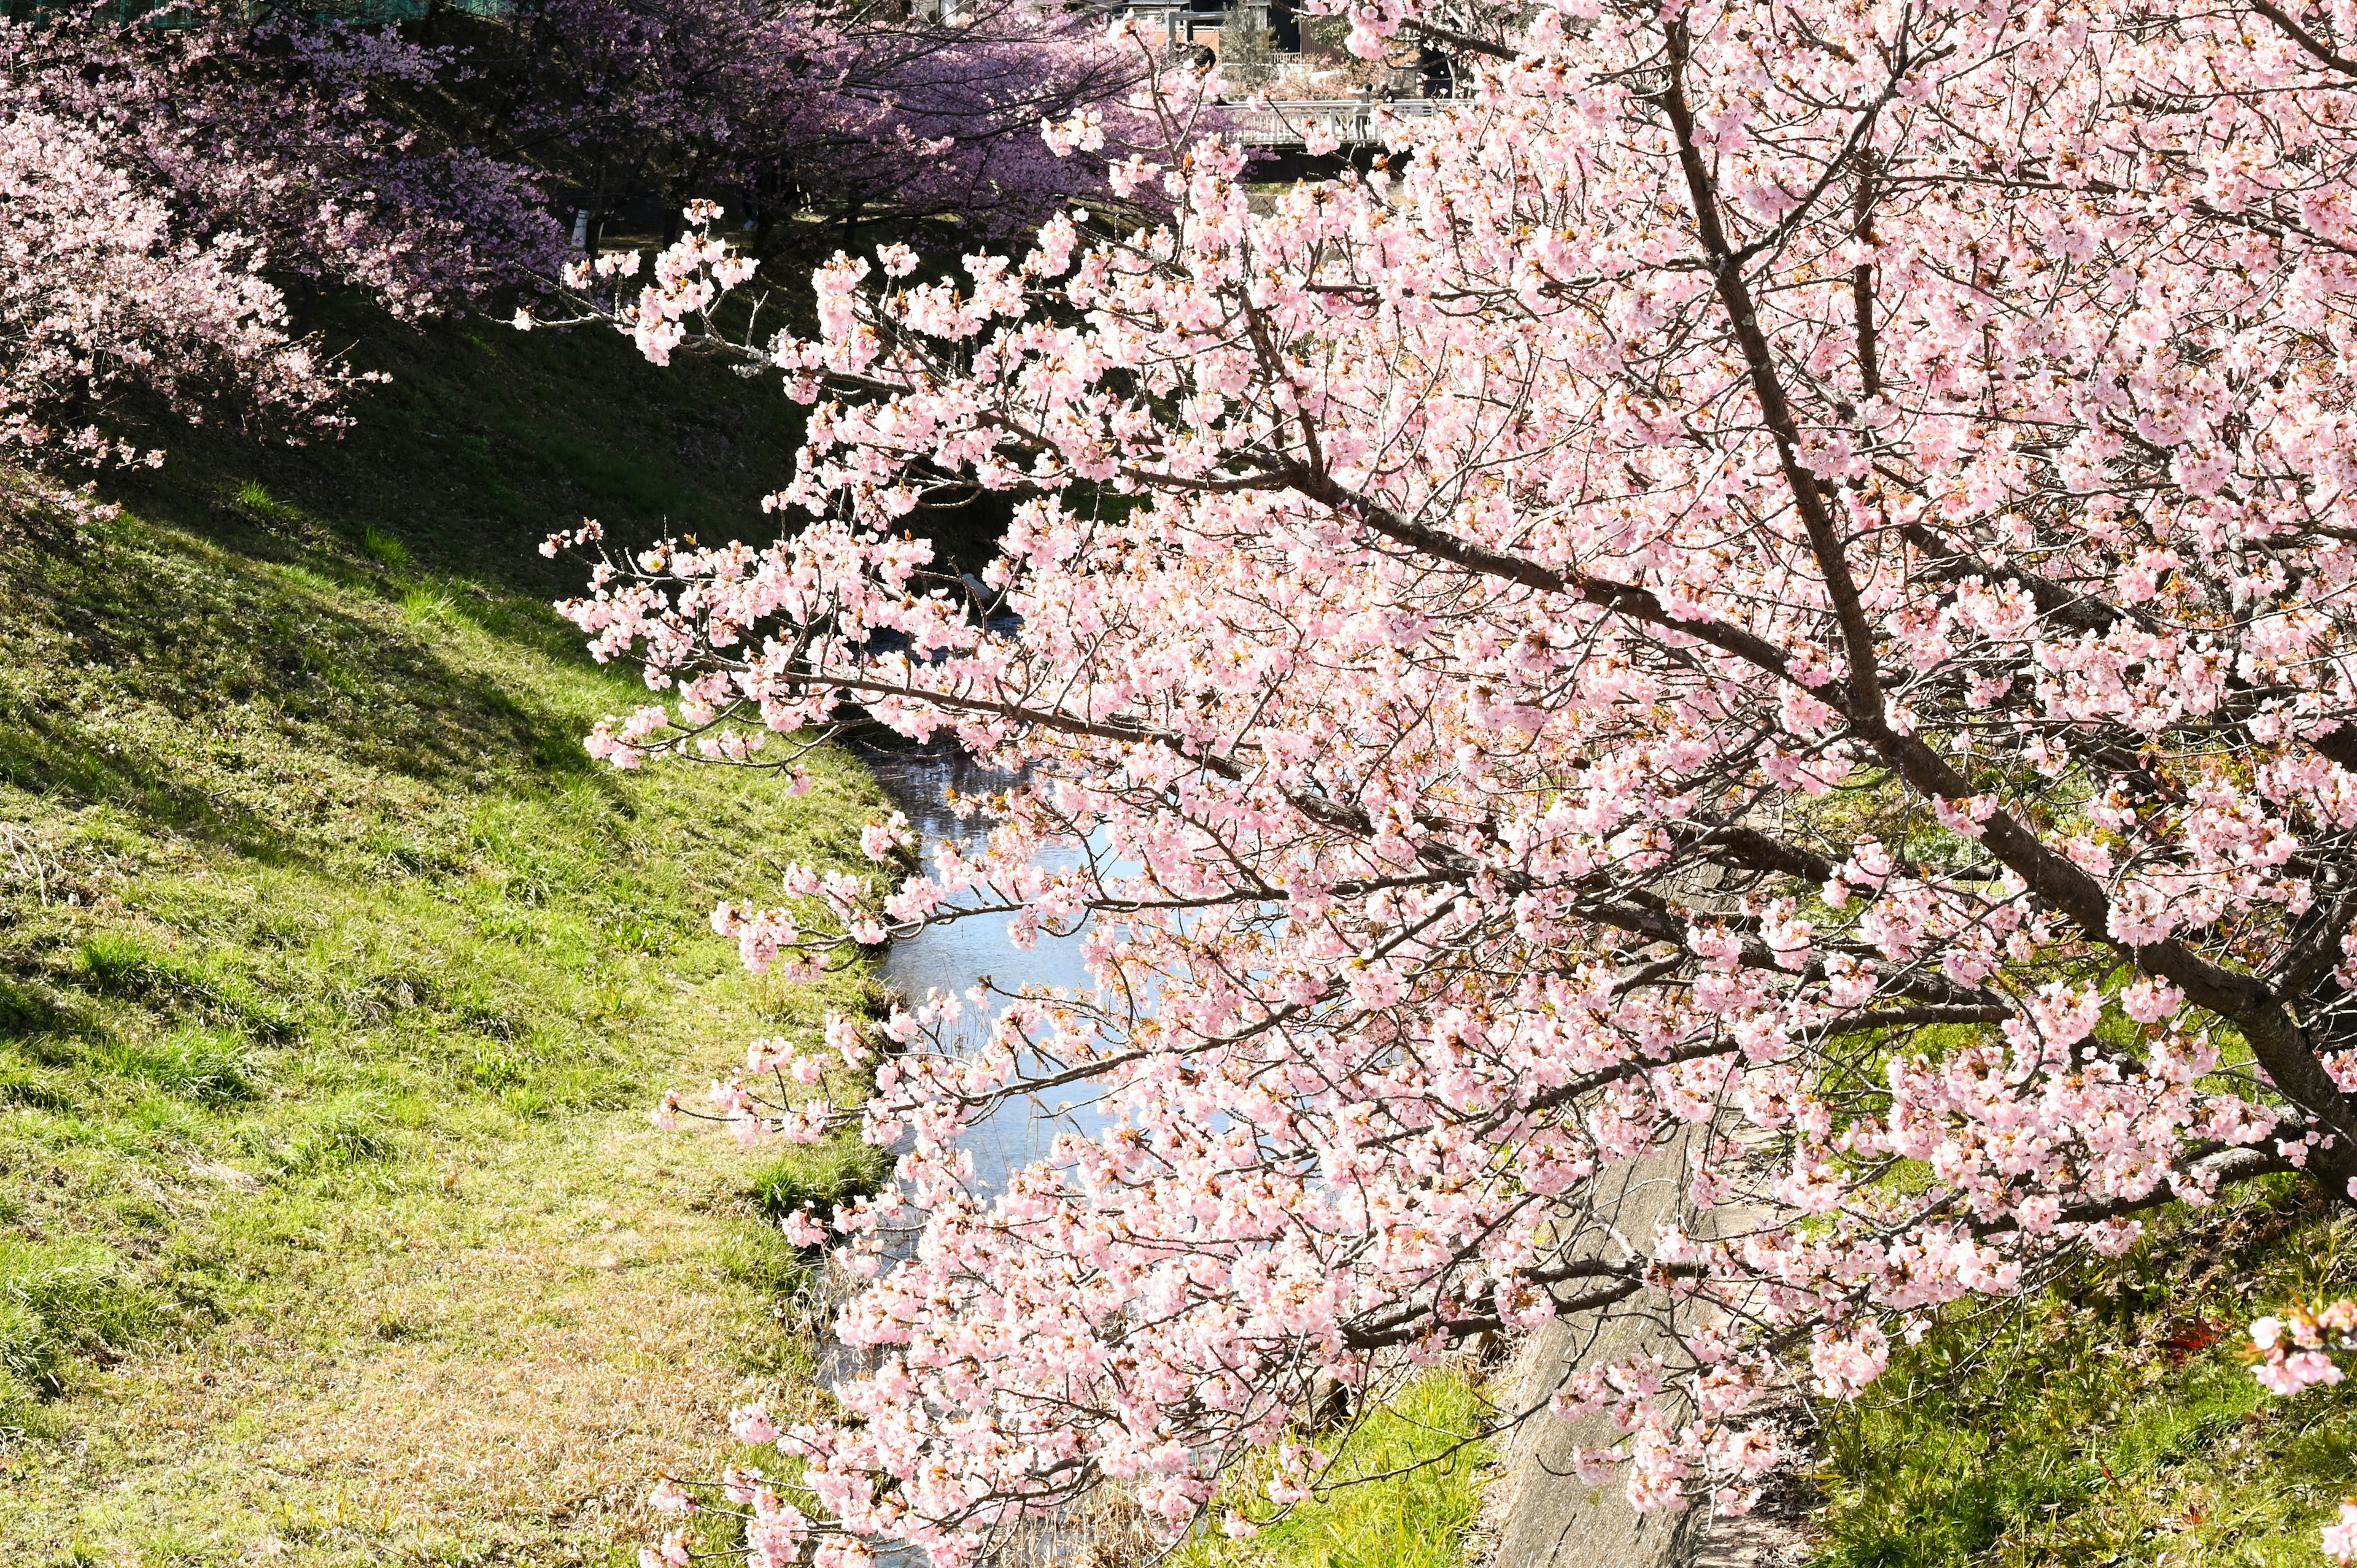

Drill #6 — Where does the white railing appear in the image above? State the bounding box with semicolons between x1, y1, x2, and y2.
1228;97;1442;148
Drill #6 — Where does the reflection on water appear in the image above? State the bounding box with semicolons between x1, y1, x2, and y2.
859;738;1113;1194
811;739;1122;1556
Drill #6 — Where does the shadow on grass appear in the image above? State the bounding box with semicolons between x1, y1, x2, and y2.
99;297;810;608
0;507;617;868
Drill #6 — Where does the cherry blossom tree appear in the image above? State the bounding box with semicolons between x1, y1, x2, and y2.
551;0;2357;1561
0;2;563;461
6;5;565;318
0;0;1149;470
0;101;357;465
494;0;1160;249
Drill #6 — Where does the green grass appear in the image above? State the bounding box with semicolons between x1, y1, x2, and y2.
1810;1181;2357;1568
1177;1373;1496;1568
0;298;887;1564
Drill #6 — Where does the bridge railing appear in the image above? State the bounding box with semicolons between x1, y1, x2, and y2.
1228;97;1443;148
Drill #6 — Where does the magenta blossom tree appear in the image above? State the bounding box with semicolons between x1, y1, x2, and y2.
0;3;565;461
6;5;565;317
552;0;2357;1561
502;0;1163;245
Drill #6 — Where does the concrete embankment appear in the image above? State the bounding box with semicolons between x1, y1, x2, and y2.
1481;1137;1811;1568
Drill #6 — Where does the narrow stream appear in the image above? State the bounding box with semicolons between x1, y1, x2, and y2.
857;738;1109;1192
818;746;1728;1567
807;740;1118;1563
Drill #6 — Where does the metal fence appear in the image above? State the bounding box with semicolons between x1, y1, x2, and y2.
1229;96;1442;148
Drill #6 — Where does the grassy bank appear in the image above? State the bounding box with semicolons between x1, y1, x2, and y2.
1811;1181;2357;1568
0;304;881;1564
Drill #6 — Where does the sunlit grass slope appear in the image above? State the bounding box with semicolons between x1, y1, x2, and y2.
0;305;878;1565
1811;1181;2357;1568
1174;1372;1496;1568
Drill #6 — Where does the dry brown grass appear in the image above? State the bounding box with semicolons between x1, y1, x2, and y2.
3;1070;821;1566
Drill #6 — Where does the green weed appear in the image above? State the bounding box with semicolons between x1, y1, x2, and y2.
72;933;162;993
1179;1373;1496;1568
277;1103;398;1173
359;523;411;566
714;1218;817;1299
401;585;457;624
0;1240;157;1400
468;1042;532;1089
1811;1184;2357;1568
100;1027;261;1105
746;1137;891;1223
0;978;71;1041
232;479;292;521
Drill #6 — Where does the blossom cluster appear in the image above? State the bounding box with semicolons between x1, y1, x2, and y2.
2253;1300;2357;1558
6;7;564;320
2252;1300;2356;1396
0;104;355;462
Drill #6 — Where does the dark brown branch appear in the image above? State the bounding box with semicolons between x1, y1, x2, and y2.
1657;21;1886;714
1281;465;1814;689
1820;1005;2014;1034
1968;1145;2298;1237
1649;23;2357;1185
1401;17;1520;62
2249;0;2357;77
1852;154;1881;400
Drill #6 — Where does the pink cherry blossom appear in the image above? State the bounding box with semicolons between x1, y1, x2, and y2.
2326;1499;2357;1564
551;1;2357;1559
0;3;564;465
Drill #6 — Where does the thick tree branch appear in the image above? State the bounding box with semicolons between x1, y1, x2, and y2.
2249;0;2357;77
